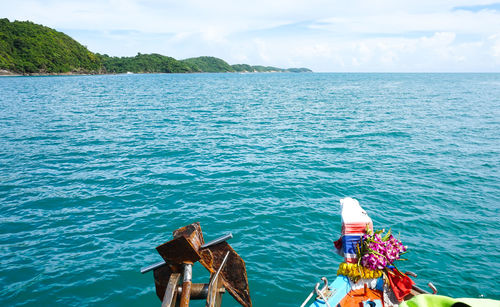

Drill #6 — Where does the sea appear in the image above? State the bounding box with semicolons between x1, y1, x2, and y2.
0;73;499;306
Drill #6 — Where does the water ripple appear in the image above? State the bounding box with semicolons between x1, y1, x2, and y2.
0;73;499;306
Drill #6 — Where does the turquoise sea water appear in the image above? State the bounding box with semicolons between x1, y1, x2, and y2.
0;73;499;306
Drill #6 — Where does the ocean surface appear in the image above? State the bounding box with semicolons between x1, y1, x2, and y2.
0;73;499;306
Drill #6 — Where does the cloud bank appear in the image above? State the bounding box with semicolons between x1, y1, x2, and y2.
3;0;500;71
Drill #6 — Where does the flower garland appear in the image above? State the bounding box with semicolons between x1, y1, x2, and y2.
336;262;382;279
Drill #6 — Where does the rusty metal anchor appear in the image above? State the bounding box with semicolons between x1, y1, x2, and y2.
142;222;252;307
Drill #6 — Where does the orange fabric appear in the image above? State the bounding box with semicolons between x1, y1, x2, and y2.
338;287;384;307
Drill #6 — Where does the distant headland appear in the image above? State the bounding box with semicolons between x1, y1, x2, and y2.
0;18;312;76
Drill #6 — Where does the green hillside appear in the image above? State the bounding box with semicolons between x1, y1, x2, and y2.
181;56;235;72
0;18;100;73
232;64;282;72
231;64;254;72
283;67;312;73
0;18;312;74
99;53;193;73
232;63;312;73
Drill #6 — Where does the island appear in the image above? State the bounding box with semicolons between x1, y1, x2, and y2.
0;18;312;75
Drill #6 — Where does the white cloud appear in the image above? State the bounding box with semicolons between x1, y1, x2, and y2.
316;10;500;35
489;34;500;63
2;0;500;71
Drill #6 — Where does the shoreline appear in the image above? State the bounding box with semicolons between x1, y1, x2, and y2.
3;70;497;76
0;70;312;77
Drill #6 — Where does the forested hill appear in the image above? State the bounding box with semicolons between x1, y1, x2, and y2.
0;19;312;74
0;18;101;73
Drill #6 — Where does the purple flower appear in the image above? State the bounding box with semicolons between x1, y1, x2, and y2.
357;228;408;270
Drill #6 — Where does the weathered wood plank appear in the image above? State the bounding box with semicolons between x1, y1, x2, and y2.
161;273;181;307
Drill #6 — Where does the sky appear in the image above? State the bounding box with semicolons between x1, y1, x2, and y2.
2;0;500;72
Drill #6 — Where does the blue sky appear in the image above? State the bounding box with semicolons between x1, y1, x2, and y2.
2;0;500;72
